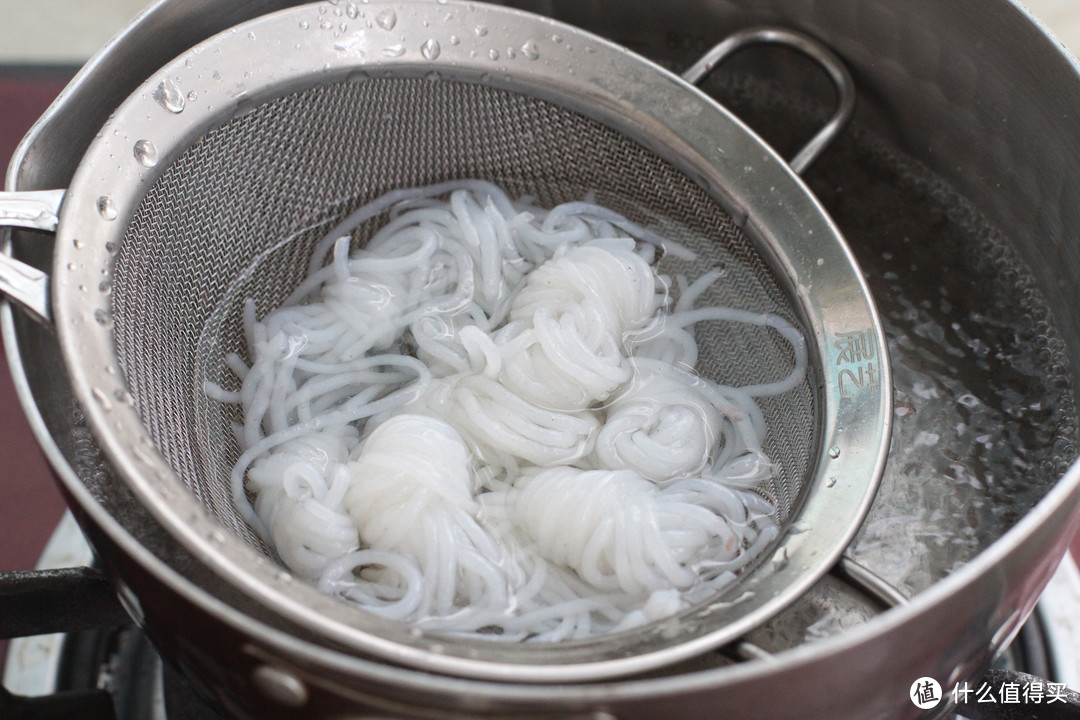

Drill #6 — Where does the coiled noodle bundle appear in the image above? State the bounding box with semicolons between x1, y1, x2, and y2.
499;239;661;411
510;467;740;595
593;361;721;481
245;426;359;580
417;374;599;475
341;414;511;622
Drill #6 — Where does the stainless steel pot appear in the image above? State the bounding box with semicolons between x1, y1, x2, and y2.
0;0;890;682
4;1;1080;718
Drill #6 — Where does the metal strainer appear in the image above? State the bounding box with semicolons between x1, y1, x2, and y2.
0;1;889;681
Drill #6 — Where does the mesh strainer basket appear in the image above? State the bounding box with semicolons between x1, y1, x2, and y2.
0;1;889;681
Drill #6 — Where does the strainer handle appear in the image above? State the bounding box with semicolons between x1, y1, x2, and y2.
682;26;856;175
0;189;64;324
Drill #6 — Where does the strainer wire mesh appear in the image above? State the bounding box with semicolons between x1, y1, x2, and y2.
112;77;816;566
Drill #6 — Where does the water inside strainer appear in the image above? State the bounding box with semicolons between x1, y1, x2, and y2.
113;77;815;574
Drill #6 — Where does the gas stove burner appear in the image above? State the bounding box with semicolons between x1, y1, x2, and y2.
0;515;222;720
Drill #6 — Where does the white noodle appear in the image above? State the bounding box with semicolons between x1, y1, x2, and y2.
341;414;512;623
509;467;736;595
413;373;600;474
593;360;721;481
245;426;359;580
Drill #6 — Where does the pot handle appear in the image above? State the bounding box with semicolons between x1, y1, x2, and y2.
0;189;64;324
682;26;856;176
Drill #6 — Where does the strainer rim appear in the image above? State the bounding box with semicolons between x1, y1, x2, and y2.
51;0;889;682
